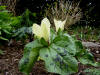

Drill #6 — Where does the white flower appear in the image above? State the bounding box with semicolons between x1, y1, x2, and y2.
32;18;50;41
54;18;66;32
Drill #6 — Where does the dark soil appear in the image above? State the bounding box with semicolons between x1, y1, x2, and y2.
0;40;100;75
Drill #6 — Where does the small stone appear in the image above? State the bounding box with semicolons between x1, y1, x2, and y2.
96;51;99;54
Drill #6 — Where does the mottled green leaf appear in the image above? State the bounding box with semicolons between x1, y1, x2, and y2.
19;40;43;75
40;44;78;75
54;33;76;55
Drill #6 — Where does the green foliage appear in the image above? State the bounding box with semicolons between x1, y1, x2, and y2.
19;39;43;75
12;9;36;41
13;27;32;41
11;16;22;29
21;9;36;27
84;68;100;75
0;6;12;41
0;6;34;42
12;9;37;29
19;29;100;75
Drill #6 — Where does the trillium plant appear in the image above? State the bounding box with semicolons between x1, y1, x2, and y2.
19;18;100;75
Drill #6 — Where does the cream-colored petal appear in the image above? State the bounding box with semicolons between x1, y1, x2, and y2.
32;23;42;39
62;19;66;30
54;18;62;32
41;18;50;41
54;18;66;32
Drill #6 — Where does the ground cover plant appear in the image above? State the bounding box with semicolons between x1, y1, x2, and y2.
0;6;33;45
12;9;36;42
19;18;100;75
0;6;12;41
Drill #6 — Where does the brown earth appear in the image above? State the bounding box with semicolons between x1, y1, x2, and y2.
0;40;100;75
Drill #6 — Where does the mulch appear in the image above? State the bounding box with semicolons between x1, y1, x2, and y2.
0;40;100;75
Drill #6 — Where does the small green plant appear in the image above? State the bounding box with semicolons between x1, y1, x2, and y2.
12;9;36;41
19;18;100;75
0;6;12;41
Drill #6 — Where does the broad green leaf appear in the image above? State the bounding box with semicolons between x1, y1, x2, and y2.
40;44;78;75
54;32;76;55
19;40;43;75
